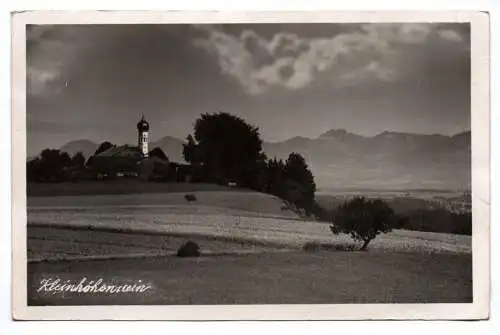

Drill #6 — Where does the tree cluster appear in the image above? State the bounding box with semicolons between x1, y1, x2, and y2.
263;155;317;215
398;208;471;235
183;112;264;184
27;149;86;182
183;112;317;214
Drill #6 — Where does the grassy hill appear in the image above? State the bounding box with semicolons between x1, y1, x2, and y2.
28;183;471;258
28;180;248;197
27;181;472;305
28;188;301;220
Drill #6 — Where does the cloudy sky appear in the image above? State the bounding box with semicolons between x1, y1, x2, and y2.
26;23;470;156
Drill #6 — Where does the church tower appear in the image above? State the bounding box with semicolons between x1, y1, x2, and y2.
137;115;150;157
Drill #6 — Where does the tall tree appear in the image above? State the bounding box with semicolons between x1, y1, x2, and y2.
87;141;115;167
284;152;316;209
185;112;265;184
239;152;268;192
265;157;287;197
94;141;114;156
182;134;197;164
71;152;86;168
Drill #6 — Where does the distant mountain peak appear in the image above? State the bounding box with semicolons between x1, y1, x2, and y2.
375;131;406;138
285;135;310;142
60;139;99;158
374;131;449;139
318;128;350;138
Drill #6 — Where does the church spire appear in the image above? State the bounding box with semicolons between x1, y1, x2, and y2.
137;114;150;157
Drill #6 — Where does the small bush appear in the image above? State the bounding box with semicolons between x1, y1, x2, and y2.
176;241;201;257
184;193;197;203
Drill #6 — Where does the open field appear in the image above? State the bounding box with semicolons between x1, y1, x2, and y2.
27;188;472;305
28;193;472;256
28;189;300;219
27;181;246;197
28;250;472;305
28;226;286;261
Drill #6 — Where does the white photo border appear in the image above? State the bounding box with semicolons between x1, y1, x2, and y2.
11;10;490;321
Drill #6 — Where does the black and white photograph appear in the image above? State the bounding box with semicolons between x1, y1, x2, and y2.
11;11;490;320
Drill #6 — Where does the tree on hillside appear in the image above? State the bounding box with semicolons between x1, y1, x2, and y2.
27;149;72;182
71;152;86;168
184;112;265;185
27;158;41;182
86;141;115;167
239;152;268;192
94;141;114;156
182;134;198;164
149;147;169;161
265;157;288;198
330;197;396;250
284;152;316;210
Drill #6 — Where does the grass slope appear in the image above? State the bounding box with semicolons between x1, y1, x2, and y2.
28;190;300;219
28;191;471;258
27;181;246;197
26;185;472;305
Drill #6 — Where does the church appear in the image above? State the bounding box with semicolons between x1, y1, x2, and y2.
137;115;150;157
87;115;165;180
87;115;193;182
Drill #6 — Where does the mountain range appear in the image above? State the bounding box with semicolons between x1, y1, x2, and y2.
56;129;471;190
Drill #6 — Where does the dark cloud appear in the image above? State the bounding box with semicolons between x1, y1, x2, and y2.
219;23;365;39
278;64;295;81
26;23;470;156
270;33;311;58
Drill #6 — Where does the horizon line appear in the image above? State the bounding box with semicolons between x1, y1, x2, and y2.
61;128;472;145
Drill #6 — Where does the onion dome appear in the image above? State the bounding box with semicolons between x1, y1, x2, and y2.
137;115;149;131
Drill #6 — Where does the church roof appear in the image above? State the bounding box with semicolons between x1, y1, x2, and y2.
96;145;143;158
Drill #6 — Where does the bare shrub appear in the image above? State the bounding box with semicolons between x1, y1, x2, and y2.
176;241;201;257
184;193;197;204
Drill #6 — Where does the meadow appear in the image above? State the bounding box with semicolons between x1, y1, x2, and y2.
27;183;473;304
28;191;471;258
27;180;243;197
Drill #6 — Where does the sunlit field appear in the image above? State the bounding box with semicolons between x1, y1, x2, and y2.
28;191;471;259
27;187;472;305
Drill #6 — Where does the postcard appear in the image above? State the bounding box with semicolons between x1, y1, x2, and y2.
11;10;490;320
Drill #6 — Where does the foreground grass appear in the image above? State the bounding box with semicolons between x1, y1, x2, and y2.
28;250;472;305
28;226;286;261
